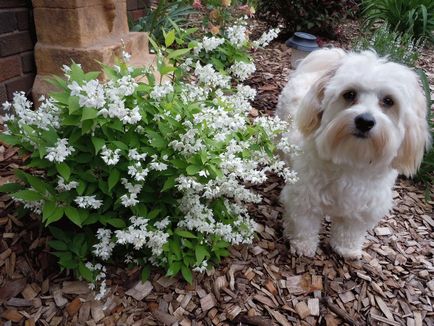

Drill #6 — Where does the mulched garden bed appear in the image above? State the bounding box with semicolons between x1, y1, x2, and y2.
0;19;433;326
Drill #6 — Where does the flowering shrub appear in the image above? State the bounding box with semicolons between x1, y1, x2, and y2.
0;22;296;297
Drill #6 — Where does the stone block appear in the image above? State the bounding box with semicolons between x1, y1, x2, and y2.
0;84;8;105
34;32;151;75
0;32;34;57
127;0;138;10
0;1;27;9
0;55;21;82
0;11;17;34
32;0;129;47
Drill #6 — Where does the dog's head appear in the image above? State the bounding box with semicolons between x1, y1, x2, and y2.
297;50;431;176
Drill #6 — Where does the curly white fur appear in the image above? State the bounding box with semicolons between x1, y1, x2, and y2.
277;49;431;259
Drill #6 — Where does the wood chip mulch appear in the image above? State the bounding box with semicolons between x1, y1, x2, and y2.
0;19;433;326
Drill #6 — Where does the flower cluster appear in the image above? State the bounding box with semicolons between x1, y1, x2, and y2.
252;28;281;48
0;22;295;291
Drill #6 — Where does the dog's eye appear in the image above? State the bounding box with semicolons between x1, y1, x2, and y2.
381;96;394;108
343;90;357;102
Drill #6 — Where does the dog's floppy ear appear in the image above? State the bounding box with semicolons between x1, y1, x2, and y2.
392;80;432;177
296;67;337;137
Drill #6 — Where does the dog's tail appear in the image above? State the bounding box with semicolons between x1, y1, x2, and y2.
295;48;346;75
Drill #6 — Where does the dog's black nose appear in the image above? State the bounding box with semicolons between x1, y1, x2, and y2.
355;113;375;132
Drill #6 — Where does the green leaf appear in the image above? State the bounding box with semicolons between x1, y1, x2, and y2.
108;169;120;191
195;245;209;264
165;29;176;47
111;141;128;150
42;201;57;221
76;180;86;195
167;48;191;60
166;261;181;277
48;240;68;251
49;226;68;241
186;165;202;176
68;96;81;114
0;134;19;146
175;229;197;239
45;207;64;225
147;130;167;149
106;218;126;228
84;71;100;81
0;183;23;193
13;189;44;201
159;65;177;75
26;174;49;194
79;262;94;282
161;176;176;192
181;264;193;284
91;137;105;154
141;265;151;282
65;206;82;227
56;163;71;181
81;108;98;121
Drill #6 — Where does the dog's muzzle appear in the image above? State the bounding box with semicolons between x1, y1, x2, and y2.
354;113;375;137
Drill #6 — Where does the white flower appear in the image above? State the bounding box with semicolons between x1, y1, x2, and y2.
194;62;230;89
56;177;79;192
226;24;247;48
122;50;131;62
45;138;75;163
230;61;256;81
100;146;121;165
128;162;149;181
150;83;174;101
252;28;281;48
79;80;106;109
74;195;103;209
202;36;225;52
68;81;82;96
120;193;139;207
154;217;170;230
93;229;115;260
128;149;147;161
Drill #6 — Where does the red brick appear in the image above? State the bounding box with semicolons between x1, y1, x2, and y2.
5;73;35;100
130;9;146;21
15;9;29;31
127;0;138;11
0;1;27;8
137;0;148;9
0;55;21;82
0;83;7;106
21;51;35;73
0;11;17;33
0;31;34;57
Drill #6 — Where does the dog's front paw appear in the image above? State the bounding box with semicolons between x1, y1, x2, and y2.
290;239;318;257
331;244;362;260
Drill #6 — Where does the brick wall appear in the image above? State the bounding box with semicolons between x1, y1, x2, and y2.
127;0;149;22
0;0;150;106
0;0;36;104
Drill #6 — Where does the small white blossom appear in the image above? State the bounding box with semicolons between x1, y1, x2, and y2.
252;28;281;48
230;61;256;81
45;138;75;163
100;146;121;165
150;83;174;101
226;24;247;48
56;177;79;192
74;195;103;209
202;36;225;52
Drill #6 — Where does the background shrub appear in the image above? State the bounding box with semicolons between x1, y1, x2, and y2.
362;0;434;43
257;0;359;39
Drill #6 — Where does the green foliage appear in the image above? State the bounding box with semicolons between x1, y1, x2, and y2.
257;0;359;38
353;24;422;66
362;0;434;43
0;24;287;291
131;0;195;44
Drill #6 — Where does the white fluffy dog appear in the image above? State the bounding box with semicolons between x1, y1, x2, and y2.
276;49;431;259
